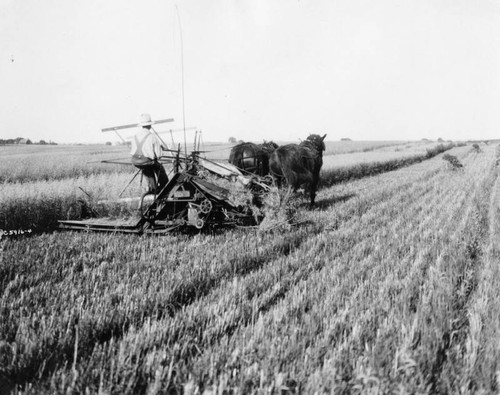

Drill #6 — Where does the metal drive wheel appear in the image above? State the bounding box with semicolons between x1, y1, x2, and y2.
199;199;212;214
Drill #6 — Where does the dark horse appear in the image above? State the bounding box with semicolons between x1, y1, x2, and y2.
269;134;327;206
228;141;279;176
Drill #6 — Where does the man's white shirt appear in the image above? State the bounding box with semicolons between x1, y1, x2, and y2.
130;128;163;159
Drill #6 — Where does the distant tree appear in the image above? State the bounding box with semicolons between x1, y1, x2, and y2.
228;137;237;144
472;143;481;153
105;141;112;146
340;138;352;141
238;140;244;144
26;139;32;144
39;140;47;145
437;137;444;142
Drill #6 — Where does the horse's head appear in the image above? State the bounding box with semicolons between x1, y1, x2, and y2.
306;134;327;152
261;140;279;153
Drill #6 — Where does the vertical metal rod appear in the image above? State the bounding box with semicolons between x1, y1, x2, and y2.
175;144;181;172
198;130;202;157
175;6;187;160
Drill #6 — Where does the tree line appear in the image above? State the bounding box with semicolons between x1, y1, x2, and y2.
0;137;57;145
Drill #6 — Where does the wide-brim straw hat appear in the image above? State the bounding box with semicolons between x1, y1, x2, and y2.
139;113;153;126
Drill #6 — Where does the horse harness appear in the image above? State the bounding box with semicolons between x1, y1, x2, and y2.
299;140;323;160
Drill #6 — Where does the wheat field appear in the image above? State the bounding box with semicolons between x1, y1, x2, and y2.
1;141;498;393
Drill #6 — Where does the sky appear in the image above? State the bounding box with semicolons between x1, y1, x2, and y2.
1;0;500;144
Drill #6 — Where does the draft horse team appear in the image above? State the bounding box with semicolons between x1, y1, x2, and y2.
229;134;327;206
